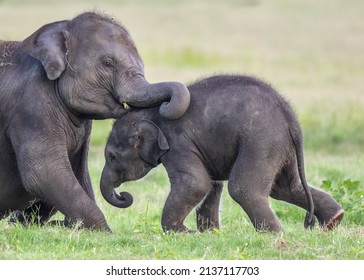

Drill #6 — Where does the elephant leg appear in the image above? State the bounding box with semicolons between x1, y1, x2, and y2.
14;144;110;231
71;121;95;201
196;181;223;231
227;153;283;232
8;201;57;226
270;162;344;230
162;156;212;232
56;121;95;227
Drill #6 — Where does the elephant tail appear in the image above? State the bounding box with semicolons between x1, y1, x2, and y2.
289;128;316;230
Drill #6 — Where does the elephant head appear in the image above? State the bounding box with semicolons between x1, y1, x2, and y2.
100;114;169;208
21;12;190;120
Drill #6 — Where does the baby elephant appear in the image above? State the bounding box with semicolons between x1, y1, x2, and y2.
101;75;344;233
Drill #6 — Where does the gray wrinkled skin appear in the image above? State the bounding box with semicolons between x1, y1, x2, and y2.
102;75;344;232
0;12;190;231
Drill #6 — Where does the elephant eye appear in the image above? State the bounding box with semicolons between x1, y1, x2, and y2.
108;152;116;162
101;57;115;69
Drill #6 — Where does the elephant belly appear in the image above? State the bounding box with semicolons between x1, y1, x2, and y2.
202;146;237;181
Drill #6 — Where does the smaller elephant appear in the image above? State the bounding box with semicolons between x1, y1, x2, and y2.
101;75;344;232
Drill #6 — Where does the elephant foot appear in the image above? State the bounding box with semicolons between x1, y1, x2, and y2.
197;218;220;232
198;226;220;233
47;219;112;232
321;209;344;231
8;211;25;225
47;220;69;227
162;224;194;233
8;210;33;226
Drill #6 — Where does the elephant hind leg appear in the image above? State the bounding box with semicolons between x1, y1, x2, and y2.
322;209;344;231
227;153;283;232
270;162;344;230
196;180;223;232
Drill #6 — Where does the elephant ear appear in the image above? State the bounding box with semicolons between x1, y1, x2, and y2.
129;120;169;167
22;20;70;80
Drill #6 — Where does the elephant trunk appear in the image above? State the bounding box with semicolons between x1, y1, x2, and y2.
116;77;190;120
100;166;133;208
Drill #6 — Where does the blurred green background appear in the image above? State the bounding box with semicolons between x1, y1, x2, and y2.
2;0;363;153
1;0;363;142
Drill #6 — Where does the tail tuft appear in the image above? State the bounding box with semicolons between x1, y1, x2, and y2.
304;211;315;230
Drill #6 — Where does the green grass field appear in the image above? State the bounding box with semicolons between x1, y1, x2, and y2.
0;0;363;259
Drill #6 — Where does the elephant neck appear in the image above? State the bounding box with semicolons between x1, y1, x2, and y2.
54;80;87;128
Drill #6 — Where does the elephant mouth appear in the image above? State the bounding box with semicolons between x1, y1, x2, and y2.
122;102;130;110
106;91;131;118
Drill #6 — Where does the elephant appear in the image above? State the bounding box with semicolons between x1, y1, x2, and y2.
100;75;344;233
0;12;190;231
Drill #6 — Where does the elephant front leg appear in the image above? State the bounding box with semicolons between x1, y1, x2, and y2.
29;175;110;231
161;163;212;233
196;181;223;232
71;121;95;202
162;192;193;233
14;143;110;231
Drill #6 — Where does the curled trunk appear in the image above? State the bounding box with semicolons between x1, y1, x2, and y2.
117;78;190;120
100;166;133;208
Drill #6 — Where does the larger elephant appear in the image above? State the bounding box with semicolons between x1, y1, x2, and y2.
101;75;344;232
0;12;190;230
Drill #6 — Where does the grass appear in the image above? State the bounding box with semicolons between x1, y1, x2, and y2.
1;221;363;260
0;0;364;260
